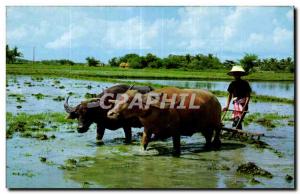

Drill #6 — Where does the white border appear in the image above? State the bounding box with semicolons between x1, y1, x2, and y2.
1;0;298;193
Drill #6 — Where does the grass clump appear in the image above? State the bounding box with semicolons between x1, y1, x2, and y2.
285;174;293;182
8;93;26;103
67;92;75;96
59;159;78;170
39;157;47;162
24;81;34;87
237;162;273;178
59;157;93;171
12;171;35;178
31;77;44;82
8;93;24;98
6;112;74;138
288;120;294;126
53;80;60;85
249;178;261;185
84;93;97;99
53;96;65;101
244;113;292;129
39;157;55;165
32;93;48;100
79;156;94;162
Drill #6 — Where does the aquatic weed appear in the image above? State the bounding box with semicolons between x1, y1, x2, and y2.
6;112;74;137
53;96;65;101
236;162;273;178
84;93;97;99
12;171;35;178
32;93;47;100
285;174;293;183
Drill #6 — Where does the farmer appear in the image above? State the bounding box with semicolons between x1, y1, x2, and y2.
223;66;251;129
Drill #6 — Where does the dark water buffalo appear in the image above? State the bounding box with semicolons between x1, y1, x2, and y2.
64;84;153;143
107;87;221;156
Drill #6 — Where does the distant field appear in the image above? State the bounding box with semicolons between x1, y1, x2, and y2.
6;63;294;81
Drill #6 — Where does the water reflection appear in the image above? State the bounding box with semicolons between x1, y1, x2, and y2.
126;79;294;99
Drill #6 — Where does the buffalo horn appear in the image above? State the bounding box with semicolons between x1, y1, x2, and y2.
64;96;76;113
108;99;116;104
128;85;134;90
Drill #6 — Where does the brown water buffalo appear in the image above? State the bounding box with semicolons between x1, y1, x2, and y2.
107;87;222;156
64;84;153;143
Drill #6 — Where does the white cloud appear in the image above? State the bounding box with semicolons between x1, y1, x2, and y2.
7;26;27;41
101;17;160;49
248;33;264;43
6;7;294;61
7;20;49;44
45;25;86;49
46;31;72;49
273;27;293;44
173;7;293;56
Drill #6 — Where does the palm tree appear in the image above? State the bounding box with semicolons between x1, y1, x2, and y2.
6;45;23;64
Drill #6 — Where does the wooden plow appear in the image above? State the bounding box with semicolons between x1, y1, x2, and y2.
221;109;264;140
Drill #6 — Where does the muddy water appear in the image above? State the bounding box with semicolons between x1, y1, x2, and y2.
6;75;294;188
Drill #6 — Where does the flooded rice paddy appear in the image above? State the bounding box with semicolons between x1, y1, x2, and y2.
6;75;295;188
125;79;294;99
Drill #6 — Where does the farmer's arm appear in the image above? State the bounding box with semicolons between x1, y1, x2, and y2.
242;81;251;112
223;93;232;111
242;93;250;112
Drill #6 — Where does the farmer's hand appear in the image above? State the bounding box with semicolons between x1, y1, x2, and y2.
222;107;228;112
241;107;247;113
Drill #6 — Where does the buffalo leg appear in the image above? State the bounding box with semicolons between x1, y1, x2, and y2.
141;131;151;150
123;126;132;143
203;129;213;148
172;133;181;157
96;126;105;144
212;128;221;148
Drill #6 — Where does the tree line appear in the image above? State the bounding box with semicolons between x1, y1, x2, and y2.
107;53;294;73
6;45;294;73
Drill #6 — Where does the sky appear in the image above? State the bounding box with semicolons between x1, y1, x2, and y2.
6;6;294;63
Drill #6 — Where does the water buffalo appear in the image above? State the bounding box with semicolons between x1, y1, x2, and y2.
64;84;153;143
107;87;222;156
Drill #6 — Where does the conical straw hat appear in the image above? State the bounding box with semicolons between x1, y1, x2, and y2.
227;65;246;76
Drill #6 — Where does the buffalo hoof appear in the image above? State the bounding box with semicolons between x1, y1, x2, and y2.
172;151;181;157
124;140;132;144
96;140;104;146
143;144;148;151
204;142;212;150
212;139;221;149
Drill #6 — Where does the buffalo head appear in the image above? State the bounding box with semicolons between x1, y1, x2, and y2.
64;96;101;133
